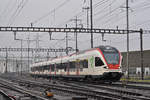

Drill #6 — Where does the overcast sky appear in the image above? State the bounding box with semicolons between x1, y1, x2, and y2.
0;0;150;56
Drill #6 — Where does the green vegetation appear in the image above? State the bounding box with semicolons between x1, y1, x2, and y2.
121;76;150;83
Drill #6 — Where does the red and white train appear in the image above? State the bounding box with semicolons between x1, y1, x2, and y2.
30;46;123;82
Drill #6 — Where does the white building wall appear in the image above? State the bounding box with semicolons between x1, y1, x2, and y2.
0;61;6;73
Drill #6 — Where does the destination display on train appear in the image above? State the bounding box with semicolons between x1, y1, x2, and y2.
100;46;118;53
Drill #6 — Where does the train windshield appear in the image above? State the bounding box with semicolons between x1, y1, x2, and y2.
99;46;120;65
103;53;119;64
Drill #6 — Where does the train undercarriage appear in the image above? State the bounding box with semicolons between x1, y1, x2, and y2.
31;72;123;83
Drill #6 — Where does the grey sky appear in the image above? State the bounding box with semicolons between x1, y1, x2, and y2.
0;0;150;55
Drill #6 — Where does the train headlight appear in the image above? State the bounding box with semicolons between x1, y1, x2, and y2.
103;66;107;69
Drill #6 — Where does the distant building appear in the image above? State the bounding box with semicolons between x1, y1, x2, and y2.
0;61;5;73
121;50;150;76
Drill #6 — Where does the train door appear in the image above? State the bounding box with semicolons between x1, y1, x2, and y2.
67;61;70;75
76;59;80;75
88;56;95;75
94;57;105;75
54;63;56;75
49;65;51;76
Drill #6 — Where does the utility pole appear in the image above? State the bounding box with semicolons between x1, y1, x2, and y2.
27;35;30;72
75;16;78;53
66;24;68;55
35;33;40;62
90;0;93;48
21;40;23;75
83;7;90;28
5;48;8;73
71;16;81;53
47;52;49;61
27;23;33;72
140;29;144;80
14;31;23;74
126;0;130;79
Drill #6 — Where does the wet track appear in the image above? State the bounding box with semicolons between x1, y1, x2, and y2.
0;73;150;100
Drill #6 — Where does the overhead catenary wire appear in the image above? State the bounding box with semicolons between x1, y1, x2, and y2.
91;0;150;29
100;1;150;29
51;0;150;51
7;0;24;25
95;1;126;23
58;0;110;27
30;0;71;45
32;0;70;25
0;0;13;20
2;0;18;21
94;0;116;16
0;0;150;56
7;0;29;26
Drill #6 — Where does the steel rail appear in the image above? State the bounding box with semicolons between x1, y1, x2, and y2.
6;77;145;100
0;78;49;100
1;74;150;100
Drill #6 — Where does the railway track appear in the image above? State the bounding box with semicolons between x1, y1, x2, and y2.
1;74;150;100
0;74;79;100
54;80;150;100
5;78;117;100
0;78;50;100
0;90;14;100
1;73;150;100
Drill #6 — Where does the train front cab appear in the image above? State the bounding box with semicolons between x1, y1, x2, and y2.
96;46;123;82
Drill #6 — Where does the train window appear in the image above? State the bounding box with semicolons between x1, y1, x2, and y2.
79;61;83;68
51;64;55;71
31;68;33;71
95;57;104;67
62;63;67;69
56;63;59;69
69;61;75;68
83;60;88;68
39;66;42;71
44;65;49;70
47;65;50;70
43;66;46;70
80;68;83;72
35;67;37;71
73;68;75;72
62;63;67;71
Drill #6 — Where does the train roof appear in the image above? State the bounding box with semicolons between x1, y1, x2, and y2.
76;45;118;54
97;46;119;53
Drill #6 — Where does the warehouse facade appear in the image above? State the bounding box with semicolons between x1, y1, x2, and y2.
121;50;150;77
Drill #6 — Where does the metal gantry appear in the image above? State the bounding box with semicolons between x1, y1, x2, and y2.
0;47;75;52
0;26;140;34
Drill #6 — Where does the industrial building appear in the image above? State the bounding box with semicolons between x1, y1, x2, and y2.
121;50;150;77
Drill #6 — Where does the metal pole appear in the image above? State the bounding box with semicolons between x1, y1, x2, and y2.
140;28;144;80
27;23;32;72
66;24;68;55
75;16;78;53
90;0;93;48
28;39;30;72
47;52;49;61
12;55;14;72
126;0;130;79
87;7;89;28
83;7;90;28
15;59;17;72
5;48;8;73
21;40;23;75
